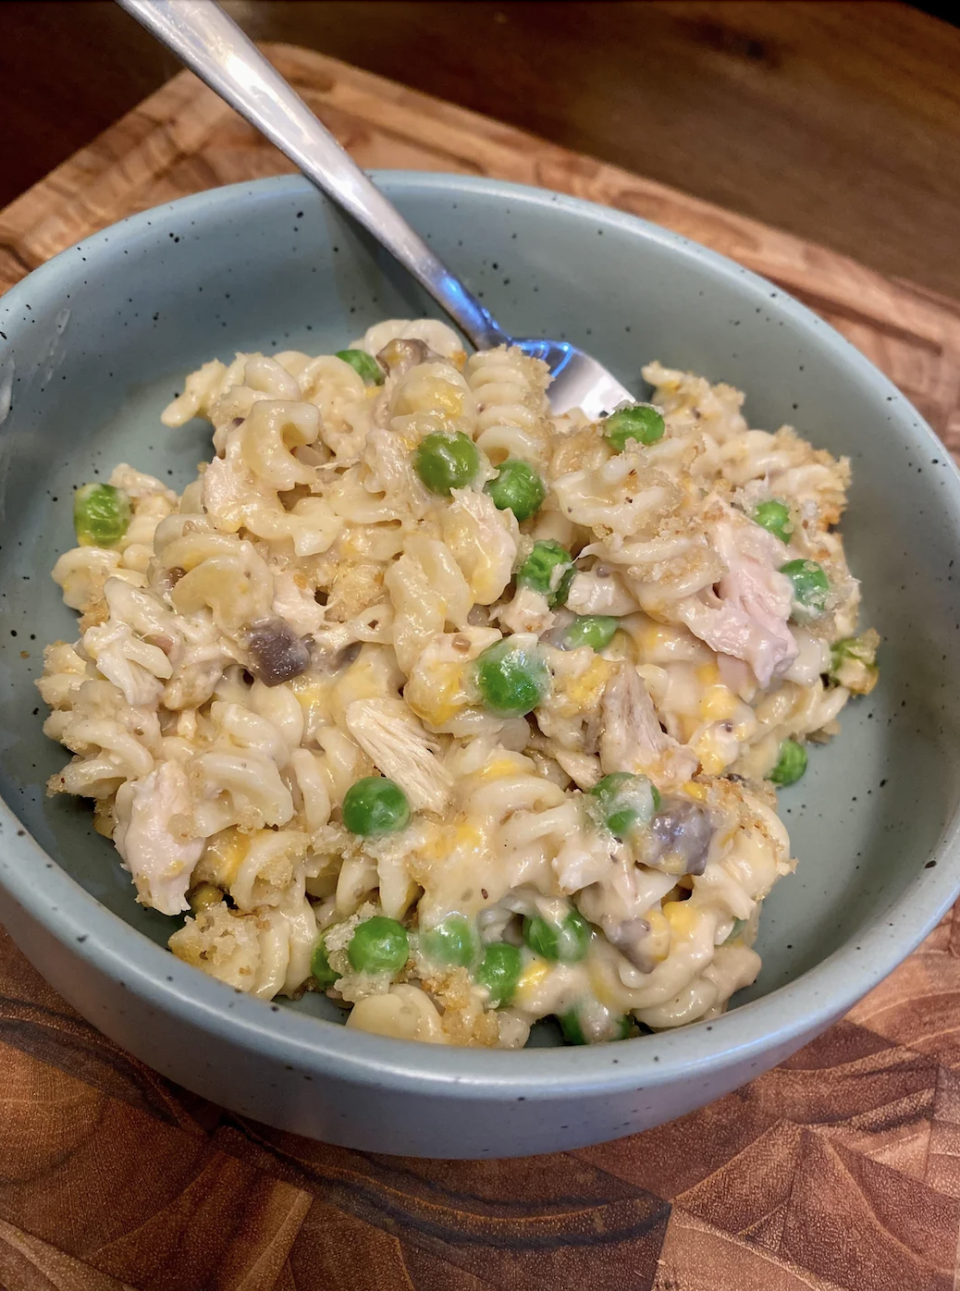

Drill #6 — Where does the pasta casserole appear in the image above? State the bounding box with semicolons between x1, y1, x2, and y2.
38;319;878;1047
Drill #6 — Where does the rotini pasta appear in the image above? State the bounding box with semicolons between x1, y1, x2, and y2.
38;322;877;1049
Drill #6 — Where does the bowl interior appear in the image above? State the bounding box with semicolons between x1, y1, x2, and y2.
1;174;959;1039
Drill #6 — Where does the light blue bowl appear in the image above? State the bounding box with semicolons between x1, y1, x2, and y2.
1;174;959;1158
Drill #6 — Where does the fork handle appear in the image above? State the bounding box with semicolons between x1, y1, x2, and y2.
116;0;508;349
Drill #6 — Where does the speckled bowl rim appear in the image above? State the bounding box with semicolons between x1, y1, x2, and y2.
2;171;960;1101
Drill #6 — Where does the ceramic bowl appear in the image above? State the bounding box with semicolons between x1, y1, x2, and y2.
1;174;959;1158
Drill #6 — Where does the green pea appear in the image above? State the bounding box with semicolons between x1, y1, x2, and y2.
723;917;747;946
421;916;479;968
523;909;591;962
559;1009;587;1045
769;739;807;787
832;635;870;667
753;499;793;543
484;459;546;522
184;883;221;914
187;882;224;914
559;1007;632;1045
829;631;880;694
347;916;409;975
342;777;410;836
476;942;522;1006
335;348;384;385
73;483;131;548
554;564;577;607
311;937;340;989
475;639;549;717
563;615;619;652
414;431;480;496
516;540;574;605
831;633;878;672
780;559;829;616
590;772;660;839
603;404;665;451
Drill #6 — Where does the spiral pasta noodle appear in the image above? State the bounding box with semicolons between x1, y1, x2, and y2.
467;347;553;466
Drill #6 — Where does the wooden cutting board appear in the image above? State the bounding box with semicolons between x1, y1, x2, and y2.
1;46;959;1291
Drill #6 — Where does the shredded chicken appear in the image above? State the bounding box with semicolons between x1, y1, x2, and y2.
678;513;798;687
345;697;453;813
201;441;251;530
272;568;326;638
497;585;555;636
565;568;640;616
600;662;698;786
442;488;518;605
113;761;203;915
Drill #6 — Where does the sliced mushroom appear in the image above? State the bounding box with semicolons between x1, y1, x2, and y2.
327;641;363;672
575;880;667;974
604;916;655;971
242;618;311;686
376;337;430;378
647;800;714;875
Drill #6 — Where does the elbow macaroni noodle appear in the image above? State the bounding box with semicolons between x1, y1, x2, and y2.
38;320;876;1048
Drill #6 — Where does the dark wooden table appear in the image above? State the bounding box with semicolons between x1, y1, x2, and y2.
2;1;960;297
3;6;960;1289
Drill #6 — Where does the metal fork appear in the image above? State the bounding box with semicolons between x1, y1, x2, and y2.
116;0;634;419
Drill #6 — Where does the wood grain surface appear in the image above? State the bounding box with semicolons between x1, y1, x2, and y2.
1;47;960;1291
3;2;959;301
